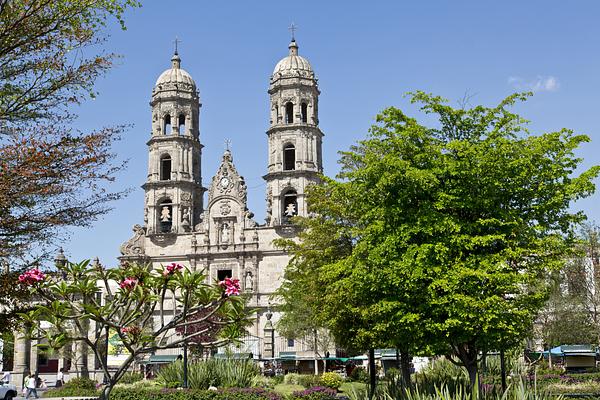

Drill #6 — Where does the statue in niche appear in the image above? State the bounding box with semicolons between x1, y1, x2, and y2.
160;206;171;222
285;203;296;217
182;207;190;224
221;222;230;244
245;271;253;291
265;189;272;225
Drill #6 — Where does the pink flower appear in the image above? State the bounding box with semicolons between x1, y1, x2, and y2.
219;277;240;296
120;326;141;335
163;262;184;277
18;268;46;285
119;277;138;290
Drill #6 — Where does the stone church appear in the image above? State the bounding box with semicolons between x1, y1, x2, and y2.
118;37;325;362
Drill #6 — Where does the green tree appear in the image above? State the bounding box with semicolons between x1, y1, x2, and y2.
20;261;251;400
278;91;599;392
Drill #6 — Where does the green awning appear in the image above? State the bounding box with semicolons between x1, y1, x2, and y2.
143;355;180;364
214;353;253;359
278;351;297;360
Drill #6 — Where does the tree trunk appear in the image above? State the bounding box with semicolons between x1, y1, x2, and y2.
314;331;319;375
400;350;412;390
500;348;507;393
465;361;478;394
455;343;479;394
99;384;113;400
368;348;376;400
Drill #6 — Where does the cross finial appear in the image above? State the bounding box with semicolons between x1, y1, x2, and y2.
288;22;298;41
224;139;232;151
173;36;181;55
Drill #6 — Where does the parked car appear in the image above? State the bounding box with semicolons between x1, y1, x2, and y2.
0;381;17;400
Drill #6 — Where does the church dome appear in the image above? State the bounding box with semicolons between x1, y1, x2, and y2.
155;53;196;89
272;40;314;78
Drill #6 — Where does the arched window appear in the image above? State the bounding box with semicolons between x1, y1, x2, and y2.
158;199;173;233
283;144;295;171
178;114;186;134
301;102;308;123
285;102;294;124
163;115;172;135
282;189;298;224
160;154;172;180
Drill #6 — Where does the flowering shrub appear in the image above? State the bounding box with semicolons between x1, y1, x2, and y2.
319;372;344;390
119;277;138;290
163;262;184;277
291;386;338;400
18;268;45;285
219;277;241;296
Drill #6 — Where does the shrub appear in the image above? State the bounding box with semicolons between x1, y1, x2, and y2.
319;372;343;390
297;374;321;388
284;373;302;385
42;387;99;398
156;358;261;389
109;387;282;400
251;375;276;390
290;386;338;400
119;372;144;384
63;376;97;390
348;367;368;383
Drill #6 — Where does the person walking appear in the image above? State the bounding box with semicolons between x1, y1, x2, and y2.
55;368;64;388
25;374;39;399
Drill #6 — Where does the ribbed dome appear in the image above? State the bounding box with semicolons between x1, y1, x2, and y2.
272;40;314;78
155;53;196;89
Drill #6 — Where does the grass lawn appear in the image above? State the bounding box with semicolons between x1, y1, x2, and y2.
340;382;368;394
274;384;305;396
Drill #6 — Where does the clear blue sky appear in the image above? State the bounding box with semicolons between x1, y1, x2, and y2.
61;0;600;266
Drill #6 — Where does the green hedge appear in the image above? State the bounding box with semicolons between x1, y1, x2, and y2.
110;387;282;400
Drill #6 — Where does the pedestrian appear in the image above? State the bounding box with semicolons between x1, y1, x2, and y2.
55;368;64;388
1;370;10;384
25;374;38;399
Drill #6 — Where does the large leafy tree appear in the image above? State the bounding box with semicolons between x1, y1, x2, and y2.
278;91;599;391
0;0;139;332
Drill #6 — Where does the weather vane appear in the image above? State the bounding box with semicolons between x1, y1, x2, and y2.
288;22;298;41
224;139;232;151
173;36;181;55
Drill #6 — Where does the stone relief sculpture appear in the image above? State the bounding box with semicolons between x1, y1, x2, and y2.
119;224;146;256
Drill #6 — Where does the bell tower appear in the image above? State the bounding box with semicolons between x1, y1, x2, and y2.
264;38;323;226
142;50;205;235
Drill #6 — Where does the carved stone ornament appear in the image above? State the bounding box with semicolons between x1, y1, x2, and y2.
181;192;192;206
220;200;231;216
119;224;146;256
207;150;249;211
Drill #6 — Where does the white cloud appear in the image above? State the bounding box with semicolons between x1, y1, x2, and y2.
507;75;560;92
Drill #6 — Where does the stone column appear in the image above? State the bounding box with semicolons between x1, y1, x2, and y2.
29;335;38;376
263;310;274;359
12;331;30;386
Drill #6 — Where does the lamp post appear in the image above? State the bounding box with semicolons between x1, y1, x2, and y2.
183;324;188;388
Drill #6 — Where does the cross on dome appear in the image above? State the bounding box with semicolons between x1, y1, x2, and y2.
288;22;298;41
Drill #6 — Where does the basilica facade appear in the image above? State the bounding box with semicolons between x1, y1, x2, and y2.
119;38;325;361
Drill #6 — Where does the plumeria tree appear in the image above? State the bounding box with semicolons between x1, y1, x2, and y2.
18;260;250;400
